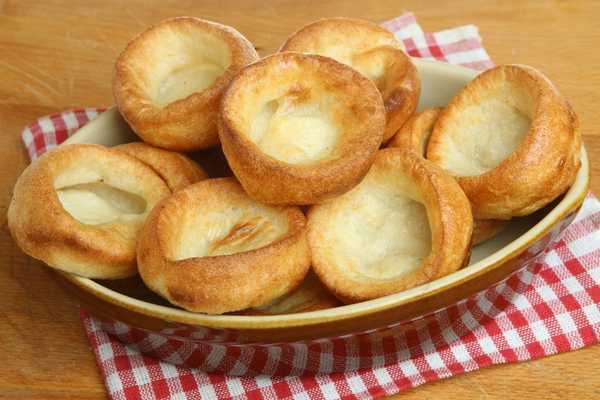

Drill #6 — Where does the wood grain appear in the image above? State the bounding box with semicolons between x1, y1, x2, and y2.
0;0;599;398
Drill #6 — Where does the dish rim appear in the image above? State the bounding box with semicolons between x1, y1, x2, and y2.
60;58;591;329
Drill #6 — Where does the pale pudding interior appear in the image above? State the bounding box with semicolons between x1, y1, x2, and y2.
155;63;225;106
169;201;290;260
328;169;432;280
435;79;533;176
139;27;231;107
229;56;372;166
248;92;341;164
57;182;147;225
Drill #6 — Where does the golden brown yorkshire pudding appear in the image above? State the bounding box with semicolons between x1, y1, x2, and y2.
137;177;312;314
113;17;259;151
308;148;473;303
388;107;442;154
114;142;208;191
240;272;341;315
7;144;170;279
280;17;420;142
427;65;581;220
218;52;386;205
472;219;507;245
388;108;506;245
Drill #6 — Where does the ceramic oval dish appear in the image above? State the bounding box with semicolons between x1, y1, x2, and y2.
54;58;589;376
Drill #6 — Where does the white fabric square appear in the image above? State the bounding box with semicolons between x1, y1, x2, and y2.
225;378;245;397
38;116;54;132
132;365;152;386
347;374;367;394
568;234;600;258
22;127;34;146
555;312;578;334
536;285;559;303
62;111;79;129
292;391;310;400
433;24;480;44
319;382;340;400
424;352;445;371
562;276;585;293
98;343;115;362
158;362;180;379
444;48;491;64
398;359;419;378
477;335;499;356
529;320;552;342
503;328;525;348
582;304;600;325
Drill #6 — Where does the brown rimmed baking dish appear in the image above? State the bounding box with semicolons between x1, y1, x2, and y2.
54;58;590;375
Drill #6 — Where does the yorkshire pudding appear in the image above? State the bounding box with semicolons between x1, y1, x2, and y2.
280;17;420;142
114;142;207;191
427;65;581;220
472;219;507;245
388;108;506;245
218;52;386;205
137;177;312;314
308;148;473;303
388;107;442;154
113;17;259;151
8;144;170;279
241;272;341;315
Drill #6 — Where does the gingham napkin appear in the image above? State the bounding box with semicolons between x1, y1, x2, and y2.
21;12;600;400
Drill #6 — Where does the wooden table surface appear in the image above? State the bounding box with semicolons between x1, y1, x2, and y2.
1;0;599;398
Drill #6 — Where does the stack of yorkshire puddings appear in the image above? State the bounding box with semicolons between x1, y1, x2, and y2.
8;17;581;315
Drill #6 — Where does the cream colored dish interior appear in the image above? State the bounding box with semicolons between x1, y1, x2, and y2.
432;77;532;176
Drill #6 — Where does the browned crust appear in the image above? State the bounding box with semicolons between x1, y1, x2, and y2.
238;271;341;315
280;18;404;52
374;47;421;142
114;142;208;191
472;219;507;246
218;52;386;205
427;64;581;219
7;144;171;279
307;148;473;303
280;17;420;142
136;177;312;314
388;107;443;155
113;17;259;151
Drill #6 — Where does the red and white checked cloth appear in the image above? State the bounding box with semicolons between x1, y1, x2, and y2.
21;12;600;400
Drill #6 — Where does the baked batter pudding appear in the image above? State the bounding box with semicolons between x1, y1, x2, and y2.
308;148;473;302
113;17;259;151
8;144;170;278
137;177;311;314
427;65;581;219
388;107;442;155
389;107;506;245
280;17;420;142
114;142;207;191
241;272;341;315
219;52;386;205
